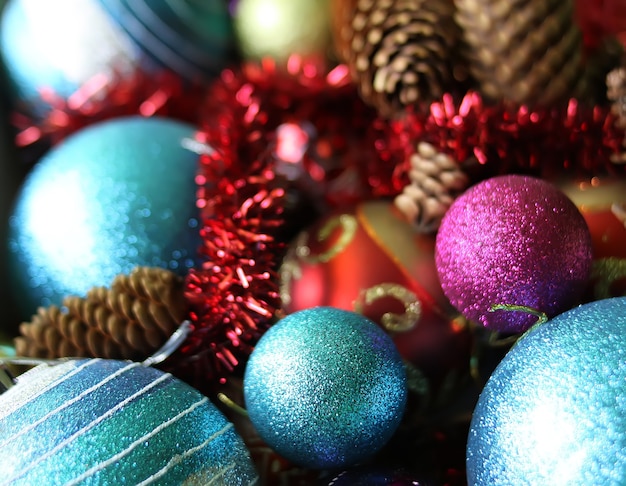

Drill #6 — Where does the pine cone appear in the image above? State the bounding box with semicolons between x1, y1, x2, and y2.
607;63;626;163
15;267;188;361
454;0;587;106
333;0;465;118
394;142;469;233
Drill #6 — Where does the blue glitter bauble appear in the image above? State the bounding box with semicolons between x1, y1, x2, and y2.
0;359;258;485
8;116;202;317
243;306;408;470
0;0;141;113
467;297;626;485
95;0;235;82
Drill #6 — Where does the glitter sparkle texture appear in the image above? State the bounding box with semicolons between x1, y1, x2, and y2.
435;174;593;333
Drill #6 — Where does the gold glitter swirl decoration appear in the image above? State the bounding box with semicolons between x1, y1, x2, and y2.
353;283;422;333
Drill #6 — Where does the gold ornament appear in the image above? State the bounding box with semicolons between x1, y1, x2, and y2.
454;0;587;106
333;0;466;118
394;142;469;233
14;267;188;361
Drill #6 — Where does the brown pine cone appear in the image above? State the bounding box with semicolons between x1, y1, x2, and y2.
394;142;469;233
14;267;188;361
454;0;588;106
333;0;465;118
607;63;626;163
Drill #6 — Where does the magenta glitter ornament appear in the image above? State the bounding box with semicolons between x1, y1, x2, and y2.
435;175;592;333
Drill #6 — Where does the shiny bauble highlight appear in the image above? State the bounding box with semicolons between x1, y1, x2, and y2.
467;297;626;485
8;116;202;317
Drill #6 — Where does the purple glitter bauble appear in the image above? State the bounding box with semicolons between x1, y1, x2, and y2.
435;175;593;333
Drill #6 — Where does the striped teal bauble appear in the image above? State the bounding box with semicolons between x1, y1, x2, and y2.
0;359;258;485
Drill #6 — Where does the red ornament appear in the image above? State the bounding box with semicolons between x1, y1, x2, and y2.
280;200;471;394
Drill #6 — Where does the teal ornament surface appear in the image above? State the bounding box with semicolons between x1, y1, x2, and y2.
243;306;408;470
467;297;626;485
0;358;259;485
0;0;140;113
95;0;235;82
7;116;202;317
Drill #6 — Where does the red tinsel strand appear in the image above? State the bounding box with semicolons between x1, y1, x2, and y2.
391;91;626;180
11;68;206;151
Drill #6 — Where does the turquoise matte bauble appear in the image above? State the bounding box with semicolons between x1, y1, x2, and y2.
243;307;408;470
0;359;259;485
8;116;202;317
0;0;140;113
467;297;626;485
95;0;235;82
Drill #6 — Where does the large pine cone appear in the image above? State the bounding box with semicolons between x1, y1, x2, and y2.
332;0;465;118
14;267;188;361
454;0;588;106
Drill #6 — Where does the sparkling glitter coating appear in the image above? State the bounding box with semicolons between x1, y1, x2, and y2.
435;175;593;333
243;306;408;469
0;359;258;485
467;297;626;485
8;116;202;317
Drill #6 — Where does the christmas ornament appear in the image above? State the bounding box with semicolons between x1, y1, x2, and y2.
0;0;140;114
435;175;593;333
455;0;588;105
96;0;235;82
324;466;425;485
575;0;626;50
15;266;189;361
394;142;469;233
0;358;258;485
331;0;465;118
467;297;626;485
557;176;626;299
7;116;202;318
233;0;333;64
280;200;471;393
243;307;407;469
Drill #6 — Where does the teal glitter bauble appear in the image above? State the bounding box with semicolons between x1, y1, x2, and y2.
467;297;626;485
243;306;408;470
7;116;202;317
0;359;259;485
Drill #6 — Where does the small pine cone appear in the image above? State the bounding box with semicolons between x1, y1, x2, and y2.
333;0;465;118
394;142;469;232
15;267;188;361
454;0;588;106
607;64;626;163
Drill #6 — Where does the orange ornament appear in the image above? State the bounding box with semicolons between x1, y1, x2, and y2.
559;177;626;299
280;200;471;393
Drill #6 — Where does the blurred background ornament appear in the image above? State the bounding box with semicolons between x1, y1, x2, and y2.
557;176;626;299
0;358;258;484
435;175;593;333
233;0;333;65
14;266;189;362
0;0;141;115
394;142;469;233
243;307;407;469
96;0;235;82
467;297;626;485
321;466;426;485
331;0;467;118
280;200;472;399
454;0;589;106
7;116;202;318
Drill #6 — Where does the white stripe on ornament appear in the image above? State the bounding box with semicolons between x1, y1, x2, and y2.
135;422;236;485
2;372;172;485
63;397;210;485
0;361;139;448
